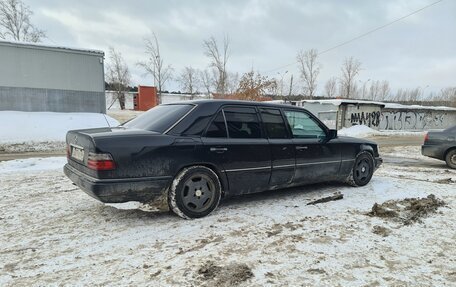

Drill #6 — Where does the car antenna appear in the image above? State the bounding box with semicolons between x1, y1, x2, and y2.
102;112;111;128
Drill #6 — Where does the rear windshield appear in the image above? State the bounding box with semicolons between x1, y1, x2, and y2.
123;104;194;132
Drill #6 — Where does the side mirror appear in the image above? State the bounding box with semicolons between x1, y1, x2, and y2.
327;129;337;140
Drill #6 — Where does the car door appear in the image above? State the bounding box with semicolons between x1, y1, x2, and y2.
202;106;271;195
283;109;341;184
259;108;295;188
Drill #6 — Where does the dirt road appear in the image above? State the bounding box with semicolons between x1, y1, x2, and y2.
366;134;424;147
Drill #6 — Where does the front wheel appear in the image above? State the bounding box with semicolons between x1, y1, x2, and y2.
445;149;456;169
168;166;222;219
346;151;375;187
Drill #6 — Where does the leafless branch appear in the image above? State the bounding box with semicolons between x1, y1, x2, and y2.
297;49;320;98
324;77;337;98
178;66;200;98
203;35;230;96
106;47;130;110
340;57;361;99
0;0;45;42
137;33;173;104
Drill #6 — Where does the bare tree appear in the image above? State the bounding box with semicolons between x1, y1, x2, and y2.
392;87;421;102
324;77;337;98
226;71;240;95
203;35;229;96
297;49;320;98
138;33;173;104
438;87;456;101
379;80;391;100
199;69;213;95
178;66;199;98
367;80;380;101
340;57;361;99
107;47;130;110
0;0;45;42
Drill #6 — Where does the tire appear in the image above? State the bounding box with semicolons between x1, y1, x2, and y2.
168;166;222;219
346;151;375;187
445;149;456;169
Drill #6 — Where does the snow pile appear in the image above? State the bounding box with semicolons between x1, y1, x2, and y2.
338;125;379;137
0;111;119;144
0;156;66;173
338;125;427;138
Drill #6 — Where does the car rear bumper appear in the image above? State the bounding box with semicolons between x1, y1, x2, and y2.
421;145;443;160
64;164;172;203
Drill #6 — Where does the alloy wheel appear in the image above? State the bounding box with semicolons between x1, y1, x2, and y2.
182;174;215;212
355;158;371;183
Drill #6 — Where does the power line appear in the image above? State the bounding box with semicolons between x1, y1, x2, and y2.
263;0;444;75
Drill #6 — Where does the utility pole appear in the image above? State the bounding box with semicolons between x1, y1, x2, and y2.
277;70;288;99
288;74;294;100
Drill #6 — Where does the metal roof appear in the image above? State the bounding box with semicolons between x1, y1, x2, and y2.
0;40;104;56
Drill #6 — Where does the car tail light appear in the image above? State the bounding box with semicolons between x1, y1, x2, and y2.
87;152;116;170
424;133;429;142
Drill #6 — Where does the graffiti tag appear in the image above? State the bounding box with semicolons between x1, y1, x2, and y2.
350;111;381;127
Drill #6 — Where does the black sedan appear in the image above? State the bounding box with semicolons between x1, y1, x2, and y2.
422;125;456;169
64;100;382;219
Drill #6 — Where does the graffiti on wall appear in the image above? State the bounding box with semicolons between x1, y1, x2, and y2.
350;111;381;127
379;110;448;130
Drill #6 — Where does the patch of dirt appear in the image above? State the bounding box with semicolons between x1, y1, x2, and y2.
140;191;169;212
372;225;391;237
0;141;65;153
266;222;303;237
433;178;455;184
307;268;327;274
196;261;253;286
368;194;446;225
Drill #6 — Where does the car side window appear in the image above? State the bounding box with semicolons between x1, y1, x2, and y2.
205;111;227;138
260;108;288;139
284;110;326;140
223;107;262;139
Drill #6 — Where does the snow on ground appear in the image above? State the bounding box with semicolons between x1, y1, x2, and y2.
339;125;379;137
0;111;119;152
339;125;427;138
0;157;66;174
0;147;455;286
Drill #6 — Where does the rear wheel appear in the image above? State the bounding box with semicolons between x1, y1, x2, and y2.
445;149;456;169
346;151;375;187
168;166;222;219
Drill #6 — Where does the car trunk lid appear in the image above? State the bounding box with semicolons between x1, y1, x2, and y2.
66;128;116;176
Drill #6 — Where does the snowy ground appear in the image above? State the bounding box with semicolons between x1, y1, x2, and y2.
0;147;455;286
0;112;119;153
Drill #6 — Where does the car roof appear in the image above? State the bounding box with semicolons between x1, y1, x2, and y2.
165;99;303;110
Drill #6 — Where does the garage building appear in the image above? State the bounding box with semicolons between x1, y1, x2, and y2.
0;40;106;113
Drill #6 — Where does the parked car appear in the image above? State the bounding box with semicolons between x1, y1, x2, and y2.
64;100;382;219
422;125;456;169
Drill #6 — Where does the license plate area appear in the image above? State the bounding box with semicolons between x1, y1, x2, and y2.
70;144;84;162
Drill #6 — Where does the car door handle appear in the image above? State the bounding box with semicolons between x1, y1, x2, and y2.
210;147;228;153
296;146;308;150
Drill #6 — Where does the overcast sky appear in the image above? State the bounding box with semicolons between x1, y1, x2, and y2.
27;0;455;95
